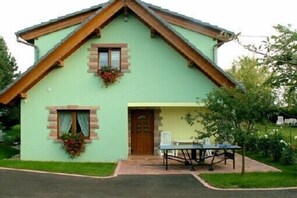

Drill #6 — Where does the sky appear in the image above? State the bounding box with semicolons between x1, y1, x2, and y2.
0;0;296;72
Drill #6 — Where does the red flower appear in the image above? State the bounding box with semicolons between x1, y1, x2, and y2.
97;66;121;87
60;133;86;159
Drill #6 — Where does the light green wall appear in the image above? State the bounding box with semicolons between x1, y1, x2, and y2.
171;24;217;62
21;13;217;162
35;25;79;58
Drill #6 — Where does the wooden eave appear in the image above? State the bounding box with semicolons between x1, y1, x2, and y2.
151;8;231;42
0;0;235;105
18;11;95;41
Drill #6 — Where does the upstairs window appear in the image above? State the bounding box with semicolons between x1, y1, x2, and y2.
88;43;130;74
99;48;121;70
58;110;90;139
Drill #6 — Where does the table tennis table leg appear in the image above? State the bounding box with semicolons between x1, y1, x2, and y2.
165;149;168;170
162;151;165;166
190;149;197;171
208;151;217;171
224;149;227;165
233;149;235;169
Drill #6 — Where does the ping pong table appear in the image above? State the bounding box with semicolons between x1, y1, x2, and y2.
158;143;241;171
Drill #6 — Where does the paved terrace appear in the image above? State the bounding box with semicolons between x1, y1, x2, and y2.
117;154;280;175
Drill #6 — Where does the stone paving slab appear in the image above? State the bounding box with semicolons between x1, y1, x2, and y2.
117;154;280;175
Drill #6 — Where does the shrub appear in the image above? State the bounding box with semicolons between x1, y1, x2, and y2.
258;134;270;157
0;142;19;159
3;125;20;145
280;133;297;165
245;131;260;153
258;129;287;161
0;105;20;130
281;145;297;165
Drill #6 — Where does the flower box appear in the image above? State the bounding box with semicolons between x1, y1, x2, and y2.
97;66;121;87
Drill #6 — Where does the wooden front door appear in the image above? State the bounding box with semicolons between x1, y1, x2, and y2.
131;110;154;155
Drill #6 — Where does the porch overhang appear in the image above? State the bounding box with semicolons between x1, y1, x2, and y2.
127;102;204;107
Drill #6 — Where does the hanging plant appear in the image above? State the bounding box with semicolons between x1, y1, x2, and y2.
60;133;86;159
97;66;121;87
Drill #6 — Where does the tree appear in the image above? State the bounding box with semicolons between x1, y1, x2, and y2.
0;36;18;89
227;56;271;90
261;25;297;89
260;25;297;111
236;25;297;111
0;36;20;129
227;56;276;119
184;86;276;175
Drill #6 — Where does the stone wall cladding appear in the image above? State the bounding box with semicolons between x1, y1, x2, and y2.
153;109;162;155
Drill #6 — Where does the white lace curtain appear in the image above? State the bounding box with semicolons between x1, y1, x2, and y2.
59;112;72;136
59;111;89;136
77;111;89;136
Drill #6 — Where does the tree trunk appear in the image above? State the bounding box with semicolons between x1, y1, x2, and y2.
241;145;246;176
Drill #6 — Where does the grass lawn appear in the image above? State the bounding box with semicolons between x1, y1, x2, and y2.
1;126;116;177
0;142;116;177
200;152;297;188
200;123;297;189
200;172;296;189
0;160;116;177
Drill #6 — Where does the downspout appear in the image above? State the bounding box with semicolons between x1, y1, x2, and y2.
16;35;40;63
213;40;225;64
213;31;236;64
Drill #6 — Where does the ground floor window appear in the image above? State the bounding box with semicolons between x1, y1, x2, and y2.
58;110;90;138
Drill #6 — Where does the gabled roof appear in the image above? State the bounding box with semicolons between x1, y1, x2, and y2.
0;0;238;104
16;1;233;43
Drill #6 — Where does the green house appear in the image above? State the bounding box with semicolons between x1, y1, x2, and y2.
0;0;237;162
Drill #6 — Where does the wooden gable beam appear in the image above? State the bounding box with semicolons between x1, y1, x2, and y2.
0;1;125;105
150;28;158;38
127;1;235;87
187;60;194;68
93;27;101;38
18;93;27;99
124;5;129;17
54;60;64;68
